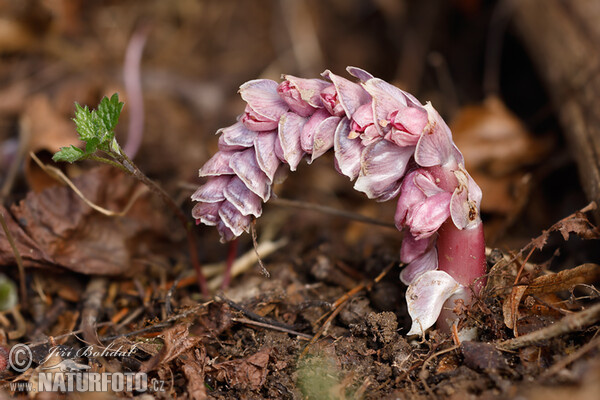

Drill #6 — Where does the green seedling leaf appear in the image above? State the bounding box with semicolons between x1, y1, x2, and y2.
52;145;86;163
97;93;124;138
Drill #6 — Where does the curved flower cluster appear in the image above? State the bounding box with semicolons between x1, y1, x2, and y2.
192;67;485;335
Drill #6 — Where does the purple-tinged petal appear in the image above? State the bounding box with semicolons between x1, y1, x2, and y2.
219;201;252;237
450;165;482;230
320;84;345;117
346;66;374;82
242;104;279;131
322;70;371;118
218;134;245;151
229;148;271;201
224;176;263;217
363;78;410;135
301;109;330;153
407;191;452;240
216;221;236;243
278;76;329;116
354;140;413;200
311;116;340;162
334;118;363;180
254;132;280;182
192;201;222;226
395;170;426;229
278;112;307;171
219;121;258;148
406;270;463;335
385;107;429;147
199;151;235;176
239;79;289;121
274;134;285;162
400;232;431;264
191;176;231;203
400;246;438;285
414;170;445;197
414;103;461;167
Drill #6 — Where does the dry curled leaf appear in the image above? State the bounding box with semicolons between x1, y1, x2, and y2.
208;347;271;391
141;324;203;373
0;166;170;275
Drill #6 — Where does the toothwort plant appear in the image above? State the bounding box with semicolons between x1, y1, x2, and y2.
192;67;486;335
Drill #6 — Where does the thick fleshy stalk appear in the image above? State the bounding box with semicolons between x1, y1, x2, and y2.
193;67;487;336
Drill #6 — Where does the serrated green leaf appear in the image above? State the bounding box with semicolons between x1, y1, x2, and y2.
52;145;86;163
96;93;124;138
73;103;98;141
85;136;101;154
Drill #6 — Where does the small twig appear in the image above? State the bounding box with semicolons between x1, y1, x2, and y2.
80;277;108;347
30;152;148;217
215;294;299;333
251;221;269;278
497;302;600;350
541;333;600;378
0;210;26;309
270;197;396;229
165;273;184;316
232;317;312;340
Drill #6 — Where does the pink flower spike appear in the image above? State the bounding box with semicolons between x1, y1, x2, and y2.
320;84;345;117
216;221;236;243
354;140;413;200
191;176;231;203
224;176;263;217
229;148;271;201
278;75;329;117
321;70;371;118
385;107;429;147
405;270;463;336
350;103;381;146
363;78;410;136
300;109;330;153
400;246;438;285
278;112;307;171
311;116;340;162
414;103;462;167
199;151;235;176
334;118;363;180
242;104;279;131
400;232;431;264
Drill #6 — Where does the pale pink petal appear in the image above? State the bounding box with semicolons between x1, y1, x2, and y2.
407;191;452;240
406;270;463;335
216;221;236;243
414;170;445;197
229;148;271;201
414;103;459;167
354;140;413;199
219;121;258;148
218;201;252;236
218;134;245;151
254;132;280;182
395;170;426;228
322;70;371;117
311;116;340;162
242;104;279;131
400;232;430;264
346;66;374;82
278;75;329;116
191;176;231;203
239;79;289;121
320;85;345;117
224;176;263;217
385;107;429;147
334;118;363;180
192;201;222;226
278;112;307;171
199;151;234;176
301;109;330;153
400;246;438;285
363;78;409;136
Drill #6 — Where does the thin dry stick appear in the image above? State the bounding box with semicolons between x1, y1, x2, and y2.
270;197;396;229
497;302;600;350
80;277;109;347
30;152;148;217
0;211;26;308
541;334;600;378
232;317;312;340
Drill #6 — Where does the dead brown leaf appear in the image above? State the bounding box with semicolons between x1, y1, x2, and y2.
209;347;271;391
182;348;208;400
141;323;203;373
0;166;170;275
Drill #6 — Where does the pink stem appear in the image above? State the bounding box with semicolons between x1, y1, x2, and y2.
436;219;486;331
